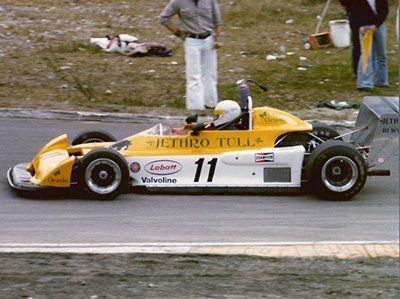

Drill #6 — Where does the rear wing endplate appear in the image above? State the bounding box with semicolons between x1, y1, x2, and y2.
350;96;399;174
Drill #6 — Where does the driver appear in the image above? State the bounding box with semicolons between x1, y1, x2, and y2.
212;100;241;130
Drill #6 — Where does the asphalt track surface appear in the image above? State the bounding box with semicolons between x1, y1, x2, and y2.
0;109;398;257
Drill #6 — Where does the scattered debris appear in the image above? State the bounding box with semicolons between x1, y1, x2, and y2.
90;34;138;52
90;34;172;57
121;42;172;57
266;54;286;60
228;67;245;73
58;66;71;71
316;100;361;110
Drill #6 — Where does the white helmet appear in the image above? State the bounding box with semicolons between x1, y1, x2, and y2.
213;100;241;128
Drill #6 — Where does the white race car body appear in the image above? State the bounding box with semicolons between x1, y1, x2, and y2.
126;146;304;189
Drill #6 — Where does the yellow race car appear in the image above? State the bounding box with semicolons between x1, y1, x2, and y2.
8;80;397;201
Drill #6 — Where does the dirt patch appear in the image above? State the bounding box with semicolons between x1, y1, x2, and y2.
0;1;398;116
0;253;398;298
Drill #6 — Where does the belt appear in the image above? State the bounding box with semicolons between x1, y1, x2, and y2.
186;33;211;39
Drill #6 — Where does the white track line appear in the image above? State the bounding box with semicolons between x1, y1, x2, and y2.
0;241;398;257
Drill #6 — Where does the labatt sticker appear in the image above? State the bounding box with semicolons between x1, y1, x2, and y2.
145;160;182;175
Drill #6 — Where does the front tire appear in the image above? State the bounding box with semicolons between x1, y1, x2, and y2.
306;140;367;201
72;130;116;145
78;148;129;200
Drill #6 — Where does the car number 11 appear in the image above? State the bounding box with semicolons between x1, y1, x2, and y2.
194;158;218;182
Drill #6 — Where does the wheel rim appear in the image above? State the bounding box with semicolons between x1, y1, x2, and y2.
85;158;122;195
321;156;358;192
82;137;106;143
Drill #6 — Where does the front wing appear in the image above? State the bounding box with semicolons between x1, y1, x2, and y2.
8;163;72;197
8;163;49;192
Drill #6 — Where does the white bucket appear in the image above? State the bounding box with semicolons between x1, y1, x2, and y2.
329;19;351;48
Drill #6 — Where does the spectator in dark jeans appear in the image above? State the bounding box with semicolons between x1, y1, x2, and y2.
339;0;389;90
340;1;361;76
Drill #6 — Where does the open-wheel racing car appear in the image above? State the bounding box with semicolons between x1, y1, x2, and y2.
8;80;399;201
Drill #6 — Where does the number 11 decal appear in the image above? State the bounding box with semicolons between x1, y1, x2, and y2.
194;158;218;182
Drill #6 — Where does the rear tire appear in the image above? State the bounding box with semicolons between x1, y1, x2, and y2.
275;122;341;150
78;148;129;200
72;130;116;145
310;121;341;141
306;140;367;201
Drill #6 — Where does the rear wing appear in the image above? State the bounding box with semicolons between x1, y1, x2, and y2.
350;96;399;174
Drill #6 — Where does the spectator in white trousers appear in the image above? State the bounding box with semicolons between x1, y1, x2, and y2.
159;0;223;110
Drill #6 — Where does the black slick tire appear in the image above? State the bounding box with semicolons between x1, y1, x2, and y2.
72;130;116;145
78;148;129;200
306;140;367;201
310;121;341;141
